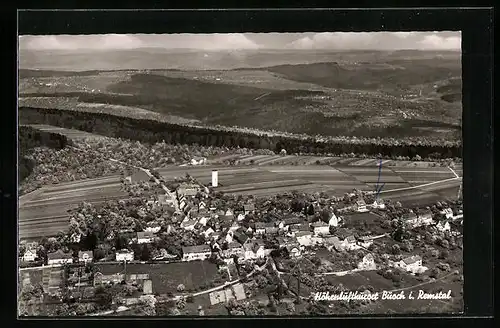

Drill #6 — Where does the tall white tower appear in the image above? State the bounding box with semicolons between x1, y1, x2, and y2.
212;170;218;187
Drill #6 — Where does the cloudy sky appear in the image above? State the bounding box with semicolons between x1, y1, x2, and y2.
19;32;461;51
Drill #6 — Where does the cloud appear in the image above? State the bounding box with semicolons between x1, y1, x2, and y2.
19;33;260;51
417;35;461;50
285;32;461;50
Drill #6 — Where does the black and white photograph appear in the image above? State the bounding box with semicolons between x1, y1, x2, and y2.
18;30;464;317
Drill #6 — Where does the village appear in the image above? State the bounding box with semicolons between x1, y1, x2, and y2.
18;167;464;316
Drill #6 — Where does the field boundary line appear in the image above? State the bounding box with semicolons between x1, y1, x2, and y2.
369;177;461;195
448;166;460;178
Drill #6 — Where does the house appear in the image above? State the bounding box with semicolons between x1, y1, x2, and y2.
115;249;135;262
196;215;211;227
180;218;198;231
145;222;162;234
130;170;151;183
436;221;451;232
243;240;267;260
225;208;234;216
343;235;360;251
229;221;240;233
78;251;93;264
158;194;176;206
371;198;386;209
355;199;368;212
47;250;74;265
281;216;302;229
182;245;212;261
401;212;419;228
295;231;313;247
312;221;330;236
324;236;344;252
244;204;255;215
440;208;454;219
218;215;234;229
198;201;207;210
233;231;249;245
237;213;246;221
191;157;207;166
358;254;377;270
22;249;37;262
265;226;279;235
418;210;434;226
254;222;269;235
357;236;374;248
397;255;425;273
152;248;177;261
200;226;215;239
286;245;302;258
137;231;156;244
328;213;339;227
222;242;244;258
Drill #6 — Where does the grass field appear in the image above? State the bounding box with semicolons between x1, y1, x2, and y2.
94;261;218;294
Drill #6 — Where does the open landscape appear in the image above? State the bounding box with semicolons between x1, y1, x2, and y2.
18;32;463;317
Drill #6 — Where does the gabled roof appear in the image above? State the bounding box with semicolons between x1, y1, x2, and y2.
344;235;356;243
283;217;302;225
403;255;422;265
233;231;249;244
402;212;418;220
137;231;156;239
419;209;433;217
295;231;312;238
243;204;255;211
182;245;211;254
48;250;73;260
312;221;329;227
227;242;243;250
116;249;134;254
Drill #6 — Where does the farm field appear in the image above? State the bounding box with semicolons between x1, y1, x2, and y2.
18;175;128;240
94;261;218;294
19;161;461;239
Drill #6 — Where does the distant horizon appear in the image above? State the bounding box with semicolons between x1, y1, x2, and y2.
19;32;461;52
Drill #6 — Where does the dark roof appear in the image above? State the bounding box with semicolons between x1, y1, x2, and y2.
182;245;211;254
403;255;422;265
233;231;249;244
256;222;275;229
227;242;243;249
137;231;156;239
283;217;302;225
402;212;417;220
48;250;73;260
419;210;433;217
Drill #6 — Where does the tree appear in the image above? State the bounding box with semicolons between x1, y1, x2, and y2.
391;244;401;255
140;245;151;261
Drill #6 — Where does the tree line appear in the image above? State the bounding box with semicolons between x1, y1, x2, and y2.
20;106;462;159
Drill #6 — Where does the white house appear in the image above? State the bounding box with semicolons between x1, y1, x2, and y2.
312;221;330;236
254;222;268;235
436;221;451;232
145;222;162;234
371;199;386;209
237;213;246;221
225;208;234;216
295;231;313;247
22;249;36;262
343;235;361;251
197;215;211;227
182;245;212;261
440;208;454;219
357;236;374;248
397;255;426;274
357;254;376;270
47;250;74;265
417;210;434;226
221;242;244;258
401;212;419;228
201;226;215;239
191;157;207;166
286;245;301;258
243;240;267;260
328;213;339;227
199;201;207;210
243;204;255;215
115;249;135;262
180;218;198;231
137;231;156;244
78;251;93;264
356;199;368;213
